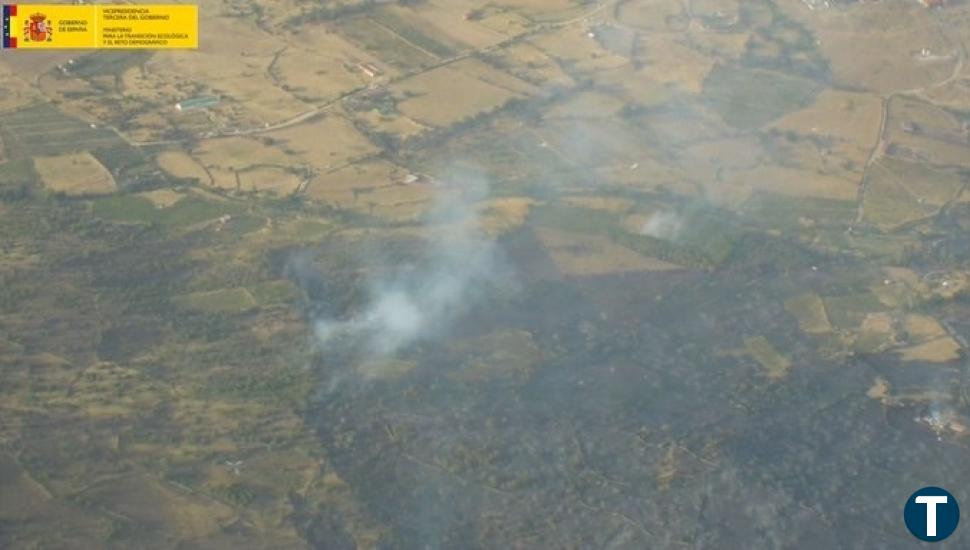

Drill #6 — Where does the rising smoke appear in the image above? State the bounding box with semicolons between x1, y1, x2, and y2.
640;210;684;241
311;171;506;359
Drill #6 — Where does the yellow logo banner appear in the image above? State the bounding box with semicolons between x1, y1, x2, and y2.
2;4;198;49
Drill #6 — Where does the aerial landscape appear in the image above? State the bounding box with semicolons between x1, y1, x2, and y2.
0;0;969;547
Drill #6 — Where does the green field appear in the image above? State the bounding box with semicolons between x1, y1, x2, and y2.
65;51;152;81
742;192;857;234
370;10;461;58
742;14;829;80
0;105;123;159
823;293;885;330
703;64;820;130
0;158;39;199
0;104;180;192
92;194;253;228
338;17;439;70
173;287;258;314
531;201;738;268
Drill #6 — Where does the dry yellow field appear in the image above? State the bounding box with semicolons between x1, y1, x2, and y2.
156;151;213;185
480;197;535;235
123;112;175;143
890;96;961;130
354;183;434;208
305;158;436;222
634;35;715;94
686;29;751;61
597;66;674;109
86;474;236;540
899;337;962;363
905;314;948;341
354;109;428;140
723;165;859;205
414;1;516;48
528;27;630;74
866;376;892;403
757;137;860;184
36;73;98;106
120;66;182;105
892;133;970;169
860;312;894;334
468;58;543;96
477;10;532;36
857;312;897;352
195;136;293;173
33;152;116;196
139;188;186;208
784;293;833;334
486;42;575;88
264;113;378;171
616;0;688;32
0;64;45;112
561;196;634;213
692;0;741;19
804;4;957;92
684;136;764;173
921;77;970;111
239;167;303;195
774;90;883;169
148;15;312;126
193;136;304;191
743;336;792;381
271;30;391;102
371;4;472;54
392;58;537;128
497;0;586;22
885;96;970;168
862;157;964;228
547;91;626;119
306;159;401;204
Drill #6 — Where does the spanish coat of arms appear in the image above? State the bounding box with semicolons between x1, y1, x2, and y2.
24;13;52;43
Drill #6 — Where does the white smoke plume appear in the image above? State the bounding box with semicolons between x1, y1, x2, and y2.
640;210;683;241
313;172;503;357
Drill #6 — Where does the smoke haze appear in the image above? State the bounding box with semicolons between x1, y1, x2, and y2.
640;210;684;241
312;172;505;358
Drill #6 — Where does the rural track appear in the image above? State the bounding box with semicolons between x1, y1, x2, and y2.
853;13;967;226
114;0;621;148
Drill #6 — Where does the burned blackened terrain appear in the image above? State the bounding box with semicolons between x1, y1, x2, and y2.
305;226;970;549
